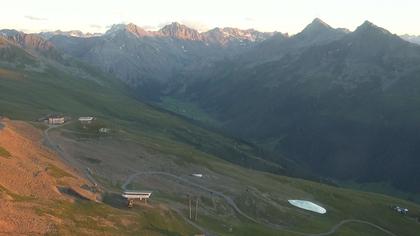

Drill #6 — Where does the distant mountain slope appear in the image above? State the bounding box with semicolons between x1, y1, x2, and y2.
233;18;348;65
180;20;420;194
160;22;204;41
401;34;420;45
0;30;293;180
39;30;102;39
203;27;274;45
0;29;55;51
46;22;274;99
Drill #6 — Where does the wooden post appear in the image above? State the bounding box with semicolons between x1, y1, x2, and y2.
195;197;199;221
189;196;192;220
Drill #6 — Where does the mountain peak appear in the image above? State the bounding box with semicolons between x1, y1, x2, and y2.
357;20;380;31
305;18;332;31
354;20;392;35
159;22;203;41
203;27;273;45
168;22;182;27
298;18;335;37
289;18;346;46
160;22;189;32
125;23;151;37
312;18;329;26
105;23;153;37
106;24;126;34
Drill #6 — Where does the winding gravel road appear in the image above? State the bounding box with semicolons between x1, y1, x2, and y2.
122;171;258;223
41;122;398;236
307;219;398;236
43;122;98;187
40;123;399;236
123;171;399;236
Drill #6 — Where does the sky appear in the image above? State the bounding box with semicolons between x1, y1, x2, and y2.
1;0;419;35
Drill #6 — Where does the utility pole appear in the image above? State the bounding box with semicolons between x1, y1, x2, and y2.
195;197;199;221
188;194;192;220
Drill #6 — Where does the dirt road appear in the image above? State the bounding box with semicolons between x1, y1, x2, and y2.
43;122;98;187
122;171;258;223
123;171;398;236
307;219;398;236
42;122;397;236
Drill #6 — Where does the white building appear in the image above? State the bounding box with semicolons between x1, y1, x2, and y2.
122;191;152;207
122;191;152;200
78;116;95;124
48;116;65;125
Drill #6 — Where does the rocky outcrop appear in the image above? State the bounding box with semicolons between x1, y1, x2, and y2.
0;29;55;51
159;22;204;41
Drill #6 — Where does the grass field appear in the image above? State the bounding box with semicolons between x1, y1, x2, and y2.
342;181;420;204
37;199;198;235
331;222;391;236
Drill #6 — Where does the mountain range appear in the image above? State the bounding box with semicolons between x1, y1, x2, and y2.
39;30;103;39
42;22;274;99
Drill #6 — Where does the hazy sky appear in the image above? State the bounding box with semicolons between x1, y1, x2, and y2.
2;0;419;35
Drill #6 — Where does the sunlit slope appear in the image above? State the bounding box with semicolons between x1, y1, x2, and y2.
0;119;197;235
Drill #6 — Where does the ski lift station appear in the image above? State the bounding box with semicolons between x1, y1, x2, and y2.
122;190;152;208
78;116;95;124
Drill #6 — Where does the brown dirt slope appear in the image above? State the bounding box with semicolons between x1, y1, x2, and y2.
0;118;97;235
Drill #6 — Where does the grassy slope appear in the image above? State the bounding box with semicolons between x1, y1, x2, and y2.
0;53;420;235
60;118;420;236
38;199;196;235
212;161;420;236
120;137;420;236
157;96;221;126
0;64;282;173
0;186;197;235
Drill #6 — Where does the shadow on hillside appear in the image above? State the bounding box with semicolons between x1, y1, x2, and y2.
102;192;127;209
58;186;91;201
